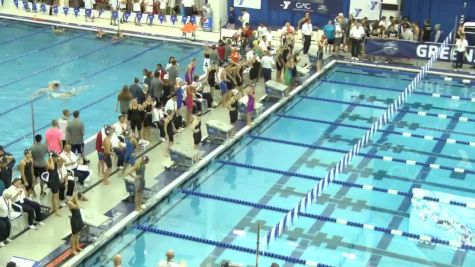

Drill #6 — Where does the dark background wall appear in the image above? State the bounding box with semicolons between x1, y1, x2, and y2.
228;0;475;33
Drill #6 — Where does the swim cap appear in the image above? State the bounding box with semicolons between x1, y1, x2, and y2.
142;155;149;163
24;149;31;155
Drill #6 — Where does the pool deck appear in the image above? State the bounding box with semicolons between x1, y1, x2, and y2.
1;3;475;266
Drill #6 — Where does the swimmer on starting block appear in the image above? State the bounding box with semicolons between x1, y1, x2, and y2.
33;81;85;99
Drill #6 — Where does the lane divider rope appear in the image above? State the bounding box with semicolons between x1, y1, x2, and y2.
180;189;475;251
321;79;474;103
217;160;475;210
0;26;48;46
248;134;473;175
275;114;473;147
300;95;474;123
135;224;330;267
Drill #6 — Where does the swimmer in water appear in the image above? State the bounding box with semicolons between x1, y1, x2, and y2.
112;30;124;41
52;26;65;33
33;81;85;99
96;28;106;39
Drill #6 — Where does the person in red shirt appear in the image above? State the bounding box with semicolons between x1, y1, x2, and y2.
155;64;167;81
95;130;104;176
217;40;226;63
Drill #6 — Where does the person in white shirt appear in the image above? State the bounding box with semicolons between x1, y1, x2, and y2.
8;178;44;229
60;144;90;186
260;51;275;82
349;21;365;60
145;0;154;14
84;0;96;22
301;18;312;55
157;249;186;267
239;8;250;26
454;33;468;70
182;0;194;17
133;0;142;25
257;23;268;39
58;109;70;147
0;190;14;247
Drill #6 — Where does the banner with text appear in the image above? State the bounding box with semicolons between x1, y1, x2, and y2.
350;0;381;20
233;0;261;9
269;0;343;15
365;38;475;64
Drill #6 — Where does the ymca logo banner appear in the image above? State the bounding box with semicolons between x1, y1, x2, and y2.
350;0;381;20
270;0;343;15
365;38;475;64
234;0;261;9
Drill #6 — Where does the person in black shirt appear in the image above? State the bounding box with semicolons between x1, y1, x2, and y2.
227;6;236;29
422;19;432;42
0;146;15;188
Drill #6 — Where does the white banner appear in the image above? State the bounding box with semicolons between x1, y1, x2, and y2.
350;0;381;20
233;0;261;9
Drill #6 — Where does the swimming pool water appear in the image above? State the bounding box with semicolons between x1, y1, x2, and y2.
82;65;475;266
0;19;204;159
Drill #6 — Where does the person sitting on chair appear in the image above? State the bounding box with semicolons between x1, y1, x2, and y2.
7;178;45;230
60;144;90;186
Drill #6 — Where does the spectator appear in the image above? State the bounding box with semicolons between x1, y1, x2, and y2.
421;19;432;42
167;60;180;87
260;51;275;83
142;95;155;141
385;24;399;39
60;144;91;186
156;63;167;81
19;149;35;197
58;109;70;147
454;33;468;71
116;115;129;136
239;8;250;26
0;146;15;188
350;20;365;60
45;120;64;154
323;20;336;53
301;18;312;55
150;71;164;103
402;25;414;41
8;178;45;229
257;22;268;39
31;135;48;196
227;6;235;29
130;77;145;104
113;254;122;267
68;110;90;165
158;249;187;267
128;99;144;139
117;85;133;116
102;126;114;185
182;0;194;17
433;24;443;43
0;190;13;247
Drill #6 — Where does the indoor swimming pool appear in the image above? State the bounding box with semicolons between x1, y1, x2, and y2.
0;19;204;159
82;65;475;266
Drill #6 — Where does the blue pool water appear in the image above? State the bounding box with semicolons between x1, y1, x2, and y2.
0;20;204;159
82;65;475;266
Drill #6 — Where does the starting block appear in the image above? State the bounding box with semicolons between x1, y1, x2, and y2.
170;145;199;169
296;66;311;83
265;80;288;99
206;119;234;142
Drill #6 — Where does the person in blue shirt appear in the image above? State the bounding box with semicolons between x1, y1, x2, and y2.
227;6;236;29
323;20;336;53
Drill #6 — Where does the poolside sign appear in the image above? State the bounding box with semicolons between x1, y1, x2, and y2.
73;7;80;17
63;7;69;16
158;14;164;24
148;14;154;25
40;4;46;13
53;5;58;15
171;15;177;25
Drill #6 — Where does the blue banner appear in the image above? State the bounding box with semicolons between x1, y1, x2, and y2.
112;11;119;20
53;5;58;15
63;7;69;16
181;15;188;24
158;14;164;24
1;0;3;7
190;16;196;24
148;14;154;25
171;15;177;25
85;8;92;18
74;7;79;17
123;12;130;21
40;4;46;13
31;2;37;12
14;0;18;8
136;12;142;22
365;38;475;64
269;0;343;15
22;1;28;10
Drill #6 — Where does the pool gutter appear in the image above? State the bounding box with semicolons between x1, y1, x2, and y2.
62;60;337;266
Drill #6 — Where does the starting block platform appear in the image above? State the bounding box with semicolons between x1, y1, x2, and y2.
265;80;288;99
206;119;234;142
170;145;200;169
296;66;311;83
